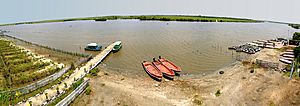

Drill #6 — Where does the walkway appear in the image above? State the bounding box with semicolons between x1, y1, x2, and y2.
17;41;117;106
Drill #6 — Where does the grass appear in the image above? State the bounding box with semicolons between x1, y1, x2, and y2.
84;85;91;95
89;68;100;76
215;89;221;97
47;78;85;106
0;15;261;26
0;41;61;87
4;68;76;105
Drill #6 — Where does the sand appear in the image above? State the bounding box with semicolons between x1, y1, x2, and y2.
71;48;300;106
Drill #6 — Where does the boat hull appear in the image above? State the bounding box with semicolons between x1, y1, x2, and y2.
142;62;162;81
158;57;182;73
112;45;122;53
152;61;174;80
84;46;102;51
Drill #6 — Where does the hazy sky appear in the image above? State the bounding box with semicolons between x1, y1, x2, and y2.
1;0;300;24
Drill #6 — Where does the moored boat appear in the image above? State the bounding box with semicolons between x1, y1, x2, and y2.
142;61;162;81
112;41;122;52
282;54;295;58
158;56;182;75
84;43;102;51
152;58;175;80
279;59;292;64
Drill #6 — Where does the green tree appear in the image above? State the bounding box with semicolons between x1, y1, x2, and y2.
293;32;300;40
56;86;60;95
70;62;75;70
294;46;300;58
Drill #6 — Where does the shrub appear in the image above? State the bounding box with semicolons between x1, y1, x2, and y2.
85;86;91;95
215;89;221;97
72;79;83;90
292;32;300;40
90;68;99;76
294;46;300;58
289;24;300;29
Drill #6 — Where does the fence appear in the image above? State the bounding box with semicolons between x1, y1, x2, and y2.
0;55;91;96
55;79;89;106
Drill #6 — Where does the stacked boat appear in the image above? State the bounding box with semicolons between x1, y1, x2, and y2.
228;44;261;54
279;49;294;64
142;56;181;81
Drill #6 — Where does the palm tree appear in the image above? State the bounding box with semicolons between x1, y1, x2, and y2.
64;82;67;88
56;86;60;95
29;101;33;106
45;93;49;102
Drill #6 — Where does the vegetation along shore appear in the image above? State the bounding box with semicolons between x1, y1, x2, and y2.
0;15;261;26
0;33;89;105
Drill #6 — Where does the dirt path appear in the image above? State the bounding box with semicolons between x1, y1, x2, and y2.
72;48;300;106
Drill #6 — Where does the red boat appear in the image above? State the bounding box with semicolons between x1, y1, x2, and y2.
158;56;182;74
152;58;175;80
142;61;163;81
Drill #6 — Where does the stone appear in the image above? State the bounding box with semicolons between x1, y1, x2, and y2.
155;83;160;87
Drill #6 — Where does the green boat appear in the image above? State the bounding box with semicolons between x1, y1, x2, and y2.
112;41;122;52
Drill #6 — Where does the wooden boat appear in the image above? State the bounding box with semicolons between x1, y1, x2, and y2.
280;57;294;61
158;56;182;75
286;49;294;52
84;43;102;51
112;41;122;52
282;54;295;58
152;58;175;80
142;61;162;81
280;51;294;56
279;59;292;64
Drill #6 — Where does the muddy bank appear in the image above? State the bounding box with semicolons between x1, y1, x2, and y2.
72;48;300;106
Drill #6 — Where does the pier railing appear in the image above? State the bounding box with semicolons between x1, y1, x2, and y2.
54;42;115;106
55;79;89;106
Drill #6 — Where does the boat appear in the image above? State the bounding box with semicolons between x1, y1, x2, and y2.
280;51;294;56
280;57;294;61
152;58;175;80
84;43;102;51
112;41;122;52
279;59;292;64
142;61;162;81
282;54;295;58
158;56;182;75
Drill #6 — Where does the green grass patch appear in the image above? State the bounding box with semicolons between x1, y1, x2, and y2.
215;89;221;97
89;68;100;76
5;68;76;105
85;85;91;95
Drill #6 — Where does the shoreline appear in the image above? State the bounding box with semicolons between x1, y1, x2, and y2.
0;15;261;26
71;48;300;106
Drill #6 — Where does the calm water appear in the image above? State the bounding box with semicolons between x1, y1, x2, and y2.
1;20;297;76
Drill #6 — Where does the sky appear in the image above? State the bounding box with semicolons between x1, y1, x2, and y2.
0;0;300;24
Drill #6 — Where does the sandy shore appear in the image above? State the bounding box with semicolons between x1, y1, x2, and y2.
72;48;300;106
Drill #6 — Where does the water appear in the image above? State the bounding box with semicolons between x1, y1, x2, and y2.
1;20;297;76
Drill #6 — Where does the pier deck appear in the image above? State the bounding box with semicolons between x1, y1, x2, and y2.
18;41;117;106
